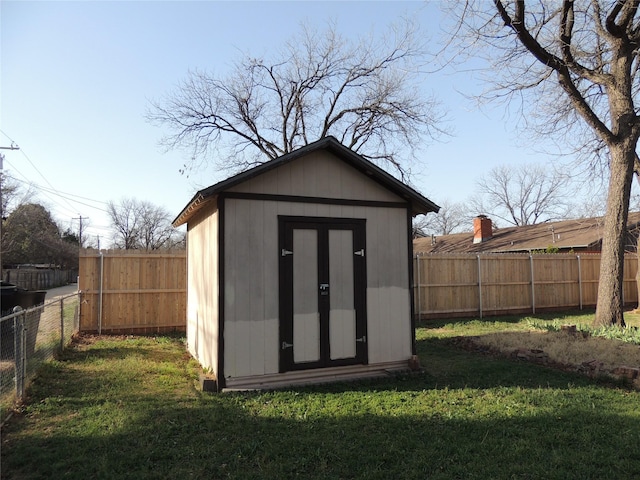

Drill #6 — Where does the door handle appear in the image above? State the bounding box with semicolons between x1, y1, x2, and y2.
319;283;329;295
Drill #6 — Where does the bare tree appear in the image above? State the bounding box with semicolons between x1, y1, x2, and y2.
413;199;471;236
108;198;182;250
1;172;35;218
572;196;607;219
451;1;640;327
147;20;445;179
471;164;574;227
108;198;140;250
136;201;181;250
1;173;19;219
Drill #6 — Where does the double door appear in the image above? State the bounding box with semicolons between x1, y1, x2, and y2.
279;217;367;372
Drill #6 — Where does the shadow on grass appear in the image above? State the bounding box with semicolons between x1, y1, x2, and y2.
414;336;613;391
2;336;639;480
3;379;639;479
59;335;188;364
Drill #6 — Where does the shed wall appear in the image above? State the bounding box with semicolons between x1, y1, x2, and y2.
186;199;220;376
223;198;411;380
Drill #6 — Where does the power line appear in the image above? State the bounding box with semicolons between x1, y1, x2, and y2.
0;130;108;223
4;172;109;212
0;130;66;197
7;172;108;204
0;135;114;249
4;167;89;219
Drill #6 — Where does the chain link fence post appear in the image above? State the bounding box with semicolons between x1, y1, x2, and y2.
13;310;26;400
60;297;65;354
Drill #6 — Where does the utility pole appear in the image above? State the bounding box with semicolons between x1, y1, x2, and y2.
0;143;20;273
73;215;88;248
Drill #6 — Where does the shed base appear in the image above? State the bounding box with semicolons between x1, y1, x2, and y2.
223;360;410;391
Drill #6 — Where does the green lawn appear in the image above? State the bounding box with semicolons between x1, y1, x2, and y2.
1;313;639;479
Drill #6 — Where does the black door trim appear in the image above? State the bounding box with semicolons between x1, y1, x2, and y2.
278;216;368;373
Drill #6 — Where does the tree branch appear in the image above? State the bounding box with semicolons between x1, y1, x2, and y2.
494;0;616;144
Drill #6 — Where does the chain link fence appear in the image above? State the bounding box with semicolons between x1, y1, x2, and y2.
1;292;79;424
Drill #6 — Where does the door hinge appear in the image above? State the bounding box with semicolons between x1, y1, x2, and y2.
281;248;293;257
356;335;366;343
354;249;365;257
281;341;294;350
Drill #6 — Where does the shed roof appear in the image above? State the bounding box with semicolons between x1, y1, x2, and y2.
173;136;440;227
414;211;640;254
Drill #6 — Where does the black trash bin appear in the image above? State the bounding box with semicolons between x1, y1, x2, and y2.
1;282;47;359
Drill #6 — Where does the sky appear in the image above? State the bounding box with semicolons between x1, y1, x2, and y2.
0;0;589;247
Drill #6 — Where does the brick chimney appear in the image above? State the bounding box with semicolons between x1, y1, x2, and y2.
473;215;492;244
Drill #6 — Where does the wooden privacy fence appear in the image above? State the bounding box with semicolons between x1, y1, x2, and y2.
78;250;639;329
413;253;639;320
78;250;187;333
2;268;76;290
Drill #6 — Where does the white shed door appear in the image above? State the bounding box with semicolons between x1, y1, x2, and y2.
279;217;367;373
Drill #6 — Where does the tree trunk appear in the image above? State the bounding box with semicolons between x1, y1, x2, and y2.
594;143;634;328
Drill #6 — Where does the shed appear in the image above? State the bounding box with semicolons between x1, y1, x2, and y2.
173;136;439;390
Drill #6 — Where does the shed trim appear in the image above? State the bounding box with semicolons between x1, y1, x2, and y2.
217;196;226;391
278;215;369;373
222;191;409;209
223;360;410;391
406;207;417;356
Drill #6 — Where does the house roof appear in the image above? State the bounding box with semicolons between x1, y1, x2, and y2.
414;212;640;254
173;136;440;227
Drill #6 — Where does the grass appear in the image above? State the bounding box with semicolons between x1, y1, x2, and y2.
1;314;640;479
527;314;640;345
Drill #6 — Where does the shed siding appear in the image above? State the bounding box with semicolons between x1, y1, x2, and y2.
186;200;219;376
224;198;278;378
366;206;412;363
227;150;404;203
223;197;411;380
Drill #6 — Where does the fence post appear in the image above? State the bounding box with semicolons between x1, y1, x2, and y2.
622;263;625;306
98;252;104;335
477;255;483;319
577;255;583;310
60;297;65;353
13;310;26;399
416;254;421;322
530;254;536;314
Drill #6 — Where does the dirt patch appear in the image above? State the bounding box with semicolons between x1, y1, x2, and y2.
456;329;640;389
68;333;135;348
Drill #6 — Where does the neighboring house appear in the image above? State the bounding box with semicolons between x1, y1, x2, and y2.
414;212;640;254
173;136;439;391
